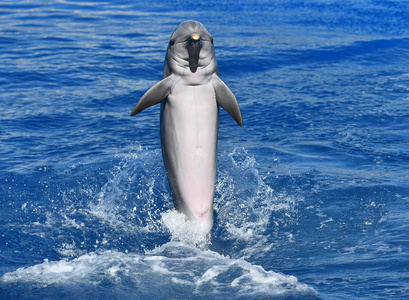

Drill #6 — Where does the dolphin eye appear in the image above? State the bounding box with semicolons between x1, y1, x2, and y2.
170;39;175;46
210;37;214;44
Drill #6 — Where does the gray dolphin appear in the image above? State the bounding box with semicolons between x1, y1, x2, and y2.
131;20;242;232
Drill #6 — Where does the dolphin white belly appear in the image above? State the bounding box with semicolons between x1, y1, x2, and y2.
161;82;218;228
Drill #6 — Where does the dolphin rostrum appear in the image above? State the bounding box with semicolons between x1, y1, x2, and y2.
131;20;243;232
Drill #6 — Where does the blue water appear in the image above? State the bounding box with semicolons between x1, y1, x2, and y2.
1;0;409;299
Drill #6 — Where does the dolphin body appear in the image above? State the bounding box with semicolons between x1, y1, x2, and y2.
131;20;242;232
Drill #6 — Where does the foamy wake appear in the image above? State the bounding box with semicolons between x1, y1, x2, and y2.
1;242;317;299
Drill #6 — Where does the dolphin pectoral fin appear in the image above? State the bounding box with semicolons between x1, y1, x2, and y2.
212;75;243;126
131;74;175;116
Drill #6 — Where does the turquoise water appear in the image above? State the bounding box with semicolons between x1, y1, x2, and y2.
1;0;409;299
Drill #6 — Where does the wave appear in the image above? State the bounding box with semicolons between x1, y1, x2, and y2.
1;242;317;299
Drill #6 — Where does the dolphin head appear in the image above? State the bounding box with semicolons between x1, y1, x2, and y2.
164;20;217;77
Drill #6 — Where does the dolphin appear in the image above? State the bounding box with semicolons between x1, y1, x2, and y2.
131;20;242;232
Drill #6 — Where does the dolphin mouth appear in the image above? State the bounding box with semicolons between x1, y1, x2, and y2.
187;35;201;73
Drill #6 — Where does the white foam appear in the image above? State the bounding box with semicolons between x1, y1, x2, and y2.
2;246;317;298
161;210;211;249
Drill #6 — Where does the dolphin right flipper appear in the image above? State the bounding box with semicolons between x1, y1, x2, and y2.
131;74;175;116
212;75;243;126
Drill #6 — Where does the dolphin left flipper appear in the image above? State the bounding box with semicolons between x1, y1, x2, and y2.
212;75;243;126
131;74;175;116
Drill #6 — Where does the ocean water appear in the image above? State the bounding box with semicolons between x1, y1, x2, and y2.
1;0;409;299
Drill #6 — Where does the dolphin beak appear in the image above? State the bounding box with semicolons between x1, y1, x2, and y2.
188;33;201;73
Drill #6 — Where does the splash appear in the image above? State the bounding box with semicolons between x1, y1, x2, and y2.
1;146;317;298
87;146;171;245
80;146;302;257
214;147;301;259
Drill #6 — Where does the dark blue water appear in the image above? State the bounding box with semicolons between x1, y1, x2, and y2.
1;0;409;299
